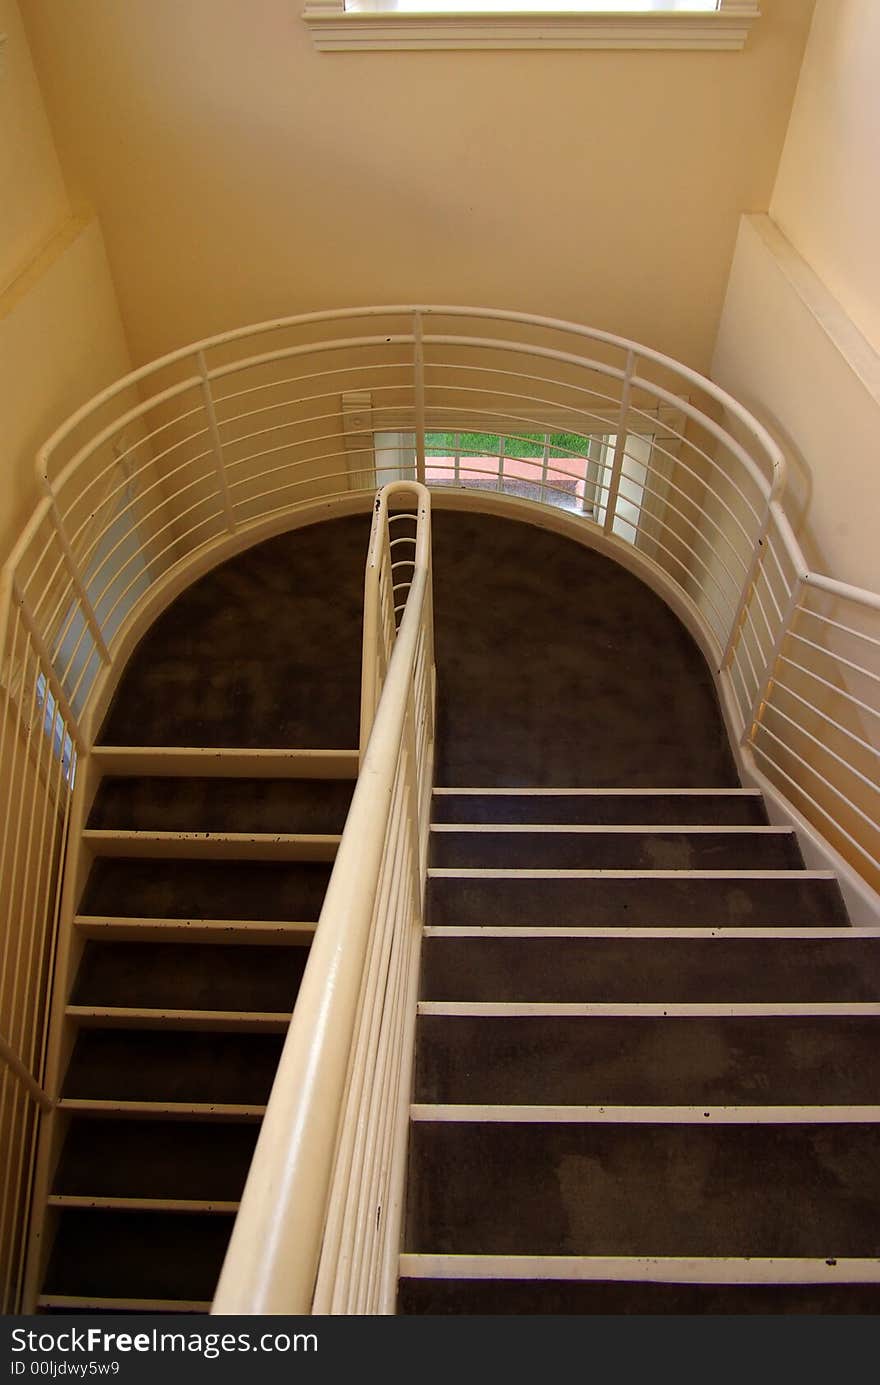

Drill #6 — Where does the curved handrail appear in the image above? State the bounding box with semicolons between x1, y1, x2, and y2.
36;303;786;491
212;483;434;1315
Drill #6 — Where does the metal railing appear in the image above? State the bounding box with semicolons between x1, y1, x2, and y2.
0;305;877;1311
213;481;434;1314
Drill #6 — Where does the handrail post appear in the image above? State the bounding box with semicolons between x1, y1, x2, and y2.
41;489;111;667
603;350;636;535
403;690;423;917
0;1032;53;1113
742;573;804;748
413;312;426;485
11;578;85;755
720;502;771;671
197;350;237;533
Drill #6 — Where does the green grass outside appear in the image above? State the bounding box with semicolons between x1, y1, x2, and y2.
425;430;590;460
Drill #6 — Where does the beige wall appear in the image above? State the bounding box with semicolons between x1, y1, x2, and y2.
0;0;66;289
711;0;880;594
0;1;131;563
771;0;880;354
20;0;813;373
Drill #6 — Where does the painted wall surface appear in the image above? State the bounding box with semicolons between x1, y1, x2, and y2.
0;217;133;559
770;0;880;354
0;0;131;562
20;0;813;372
712;215;880;592
711;0;880;596
0;0;66;288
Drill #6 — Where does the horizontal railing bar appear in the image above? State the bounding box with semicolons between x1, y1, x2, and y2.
752;725;880;843
805;571;880;613
760;701;879;795
786;630;880;686
771;681;880;760
778;654;880;722
797;604;880;650
750;740;880;873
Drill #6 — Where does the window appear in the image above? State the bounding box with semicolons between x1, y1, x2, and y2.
374;413;682;557
304;0;759;53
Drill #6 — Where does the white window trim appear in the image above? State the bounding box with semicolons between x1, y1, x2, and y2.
303;1;760;53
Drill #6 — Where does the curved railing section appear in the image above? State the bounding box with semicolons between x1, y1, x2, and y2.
0;305;877;1309
212;481;434;1314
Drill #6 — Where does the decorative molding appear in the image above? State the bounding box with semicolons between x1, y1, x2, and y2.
303;2;760;53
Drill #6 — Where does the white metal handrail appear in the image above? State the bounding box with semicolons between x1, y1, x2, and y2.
212;482;434;1315
0;304;877;1312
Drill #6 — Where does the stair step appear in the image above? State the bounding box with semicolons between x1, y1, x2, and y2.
52;1119;258;1201
71;941;308;1011
397;1269;880;1315
420;935;880;1002
57;1100;265;1120
42;1209;235;1302
66;1006;292;1031
62;1029;283;1105
37;1295;211;1314
405;1122;880;1256
411;1104;880;1124
82;830;339;861
91;746;359;778
75;916;316;944
429;828;801;870
427;873;848;928
79;859;333;921
88;775;354;833
414;1016;880;1106
432;789;767;826
47;1197;240;1213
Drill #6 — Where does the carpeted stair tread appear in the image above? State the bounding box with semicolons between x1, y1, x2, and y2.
88;777;354;834
71;942;308;1012
430;829;802;871
414;1015;880;1106
99;518;367;749
43;1210;234;1300
432;793;768;826
406;1122;880;1257
430;513;738;787
80;858;333;921
52;1120;258;1201
427;874;848;928
396;1278;880;1315
420;936;880;1003
99;512;738;784
63;1029;283;1104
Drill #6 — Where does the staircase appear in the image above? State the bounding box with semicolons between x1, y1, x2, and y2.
23;508;880;1315
399;787;880;1314
34;747;356;1313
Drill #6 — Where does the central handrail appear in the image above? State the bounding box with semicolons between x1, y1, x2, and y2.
212;482;434;1315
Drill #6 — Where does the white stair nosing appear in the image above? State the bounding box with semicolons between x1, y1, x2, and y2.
410;1103;880;1124
432;788;763;797
429;824;793;835
428;868;836;880
65;1005;293;1031
74;914;317;941
417;1000;880;1017
398;1254;880;1285
58;1098;266;1119
47;1195;240;1213
82;829;340;860
37;1294;213;1311
423;925;880;939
